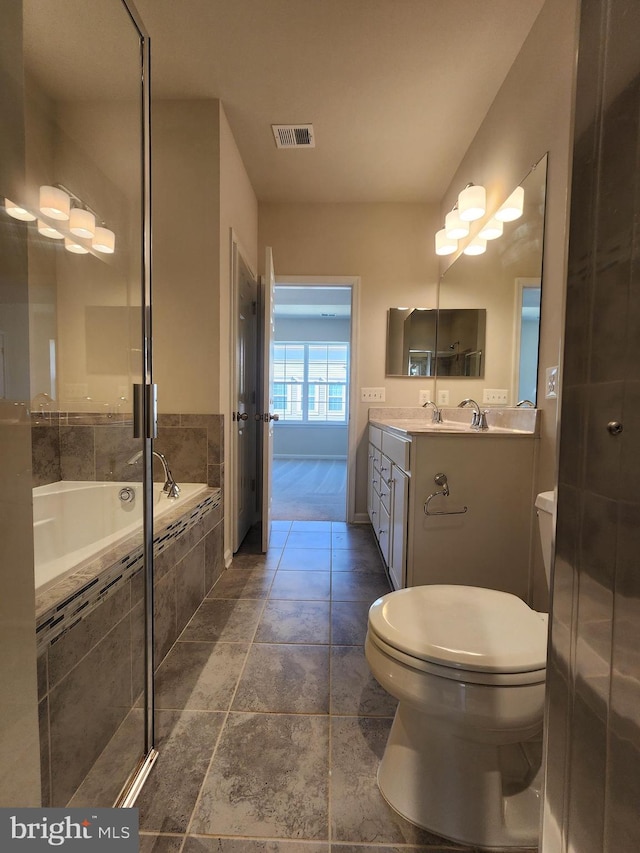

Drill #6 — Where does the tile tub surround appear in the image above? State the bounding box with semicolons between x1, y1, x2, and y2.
31;411;224;489
36;488;224;807
130;520;537;852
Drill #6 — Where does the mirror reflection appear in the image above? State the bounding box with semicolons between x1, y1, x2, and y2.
437;153;547;404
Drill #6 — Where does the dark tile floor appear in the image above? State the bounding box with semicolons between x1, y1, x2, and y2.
136;521;525;853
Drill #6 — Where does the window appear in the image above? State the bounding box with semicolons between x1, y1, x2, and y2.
272;342;349;423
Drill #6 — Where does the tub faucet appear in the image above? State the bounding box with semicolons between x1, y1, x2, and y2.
126;449;181;498
421;399;442;423
457;398;488;431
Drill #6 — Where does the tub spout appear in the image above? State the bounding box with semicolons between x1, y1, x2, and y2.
127;449;180;498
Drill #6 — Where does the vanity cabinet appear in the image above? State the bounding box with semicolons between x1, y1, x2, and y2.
367;422;537;600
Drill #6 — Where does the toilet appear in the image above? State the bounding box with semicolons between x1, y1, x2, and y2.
365;490;555;850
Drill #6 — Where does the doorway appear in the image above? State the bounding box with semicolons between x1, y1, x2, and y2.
270;282;354;523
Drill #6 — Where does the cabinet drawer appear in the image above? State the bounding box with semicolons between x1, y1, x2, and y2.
381;431;411;472
379;474;391;513
369;425;383;450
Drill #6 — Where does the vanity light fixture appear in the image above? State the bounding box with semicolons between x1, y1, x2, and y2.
463;237;487;256
39;185;70;220
4;198;36;221
478;217;504;240
92;226;115;254
444;208;470;240
435;228;458;256
495;185;525;222
457;184;486;222
69;207;96;239
64;237;89;254
37;220;64;239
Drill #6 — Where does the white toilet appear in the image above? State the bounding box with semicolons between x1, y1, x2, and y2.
365;490;555;850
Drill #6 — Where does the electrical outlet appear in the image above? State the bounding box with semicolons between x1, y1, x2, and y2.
437;389;450;406
361;387;386;402
545;366;558;399
418;390;432;406
483;388;508;405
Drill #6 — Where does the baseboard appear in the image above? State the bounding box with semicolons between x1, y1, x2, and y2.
352;512;370;525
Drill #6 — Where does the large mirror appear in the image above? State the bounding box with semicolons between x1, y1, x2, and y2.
386;307;486;377
437;153;547;404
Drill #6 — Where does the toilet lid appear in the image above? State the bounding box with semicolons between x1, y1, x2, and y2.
368;585;548;673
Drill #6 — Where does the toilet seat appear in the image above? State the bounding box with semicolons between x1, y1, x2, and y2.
368;584;548;684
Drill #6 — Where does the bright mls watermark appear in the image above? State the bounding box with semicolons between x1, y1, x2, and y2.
0;809;138;851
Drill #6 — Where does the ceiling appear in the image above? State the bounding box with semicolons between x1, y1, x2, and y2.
24;0;545;205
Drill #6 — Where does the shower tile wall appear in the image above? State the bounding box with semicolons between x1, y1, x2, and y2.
31;412;223;489
544;1;640;851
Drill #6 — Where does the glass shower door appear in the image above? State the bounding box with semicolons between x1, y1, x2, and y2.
17;0;154;807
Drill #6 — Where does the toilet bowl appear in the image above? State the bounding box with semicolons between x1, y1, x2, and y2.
365;490;555;850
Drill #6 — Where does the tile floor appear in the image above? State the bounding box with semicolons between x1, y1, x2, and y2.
136;521;533;853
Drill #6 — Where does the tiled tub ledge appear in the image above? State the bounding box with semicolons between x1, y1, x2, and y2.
36;487;222;652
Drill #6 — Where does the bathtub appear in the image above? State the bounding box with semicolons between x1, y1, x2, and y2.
33;480;208;594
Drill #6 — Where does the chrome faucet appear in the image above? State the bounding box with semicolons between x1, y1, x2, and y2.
516;399;535;408
457;398;489;430
127;449;181;498
421;399;442;423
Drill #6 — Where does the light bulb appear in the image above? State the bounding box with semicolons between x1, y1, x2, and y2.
64;237;89;254
4;198;36;221
478;218;503;240
435;229;457;256
458;185;486;222
69;208;95;238
444;209;469;240
38;220;64;239
92;226;115;254
463;237;487;256
40;186;70;220
495;186;524;222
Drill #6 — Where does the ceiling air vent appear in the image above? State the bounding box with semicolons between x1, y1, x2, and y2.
271;124;315;149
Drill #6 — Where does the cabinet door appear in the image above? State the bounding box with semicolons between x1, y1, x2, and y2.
377;501;391;565
389;466;409;589
367;443;376;521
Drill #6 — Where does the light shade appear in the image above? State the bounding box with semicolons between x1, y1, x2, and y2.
39;185;70;220
64;237;89;254
478;218;504;240
5;198;36;221
495;185;525;222
444;209;470;240
38;219;64;239
435;229;457;256
463;237;487;256
92;226;115;254
458;184;486;222
69;207;95;238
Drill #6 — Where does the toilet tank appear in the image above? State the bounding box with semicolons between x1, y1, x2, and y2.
535;490;555;586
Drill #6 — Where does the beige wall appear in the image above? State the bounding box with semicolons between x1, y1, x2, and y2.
259;202;440;518
439;0;579;607
153;100;221;414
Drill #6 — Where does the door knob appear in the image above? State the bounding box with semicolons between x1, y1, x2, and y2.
264;413;279;422
235;411;249;421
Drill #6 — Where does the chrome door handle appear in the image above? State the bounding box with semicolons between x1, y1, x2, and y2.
264;413;279;422
234;411;249;421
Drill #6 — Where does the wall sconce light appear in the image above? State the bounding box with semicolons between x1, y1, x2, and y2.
478;218;504;240
444;208;470;240
435;228;458;256
92;226;115;254
39;185;70;220
458;184;486;222
495;185;524;222
38;220;64;239
64;237;89;254
69;207;96;239
4;199;36;221
463;237;487;256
